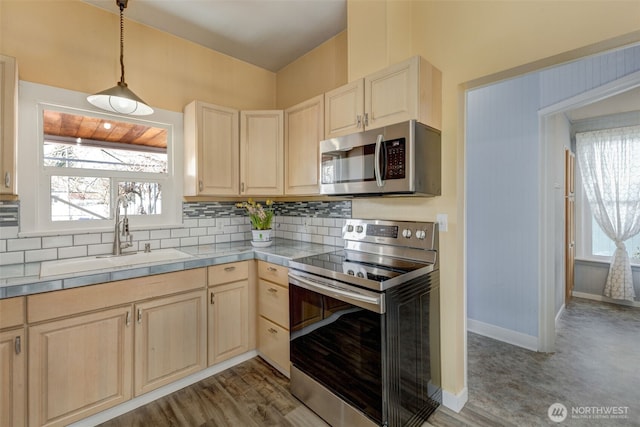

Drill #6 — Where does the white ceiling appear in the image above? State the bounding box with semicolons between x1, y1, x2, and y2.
567;86;640;121
83;0;347;72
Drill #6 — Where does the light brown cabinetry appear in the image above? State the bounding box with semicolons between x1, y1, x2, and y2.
26;269;206;427
284;95;324;195
0;297;26;427
240;110;284;196
0;54;18;195
207;261;255;365
256;261;290;375
184;101;240;196
134;290;207;396
324;56;442;138
28;306;133;427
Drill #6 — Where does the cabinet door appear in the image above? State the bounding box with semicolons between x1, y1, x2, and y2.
28;306;133;427
134;290;206;396
364;56;419;131
184;101;239;196
284;95;323;195
0;54;18;195
324;79;364;139
0;328;25;427
240;110;284;196
208;280;250;365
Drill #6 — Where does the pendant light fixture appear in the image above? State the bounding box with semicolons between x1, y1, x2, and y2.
87;0;153;116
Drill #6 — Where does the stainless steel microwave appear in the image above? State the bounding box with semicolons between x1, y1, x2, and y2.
319;120;441;196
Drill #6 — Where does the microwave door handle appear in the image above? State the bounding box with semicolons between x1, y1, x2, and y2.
374;134;384;187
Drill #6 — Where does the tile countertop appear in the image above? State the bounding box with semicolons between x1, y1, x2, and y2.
0;238;338;299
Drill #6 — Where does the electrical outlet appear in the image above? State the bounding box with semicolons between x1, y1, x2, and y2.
436;213;448;232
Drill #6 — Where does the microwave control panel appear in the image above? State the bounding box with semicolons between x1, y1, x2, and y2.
385;139;406;179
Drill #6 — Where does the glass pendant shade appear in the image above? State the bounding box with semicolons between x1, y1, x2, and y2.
87;81;153;116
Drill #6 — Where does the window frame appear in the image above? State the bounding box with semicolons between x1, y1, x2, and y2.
18;81;183;236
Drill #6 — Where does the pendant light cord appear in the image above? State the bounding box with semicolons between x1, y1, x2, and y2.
119;1;126;85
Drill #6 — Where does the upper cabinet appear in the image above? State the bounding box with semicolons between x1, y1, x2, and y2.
325;56;442;139
0;54;18;196
184;103;284;197
284;95;324;195
240;110;284;196
184;101;240;196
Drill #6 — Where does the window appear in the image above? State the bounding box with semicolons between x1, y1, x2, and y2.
576;127;640;265
18;82;183;235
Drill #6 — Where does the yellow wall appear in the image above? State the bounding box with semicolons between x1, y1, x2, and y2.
276;31;348;109
347;0;640;399
0;0;276;112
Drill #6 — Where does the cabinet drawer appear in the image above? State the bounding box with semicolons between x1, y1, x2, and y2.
258;261;288;287
208;261;249;286
0;296;24;329
258;316;289;375
258;280;288;328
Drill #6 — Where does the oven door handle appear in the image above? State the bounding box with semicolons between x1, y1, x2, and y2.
288;272;385;314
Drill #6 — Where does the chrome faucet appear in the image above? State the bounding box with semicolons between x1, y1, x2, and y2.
113;193;134;255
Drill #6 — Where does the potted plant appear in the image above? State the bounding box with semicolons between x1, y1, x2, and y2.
236;198;274;246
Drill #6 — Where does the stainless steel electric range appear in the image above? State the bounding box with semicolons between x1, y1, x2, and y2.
288;218;441;427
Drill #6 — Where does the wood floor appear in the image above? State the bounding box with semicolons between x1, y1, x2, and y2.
101;297;639;427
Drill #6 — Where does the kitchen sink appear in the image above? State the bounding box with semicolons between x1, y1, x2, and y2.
39;248;194;278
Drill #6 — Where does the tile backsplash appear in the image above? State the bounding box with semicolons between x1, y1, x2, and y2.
0;200;351;266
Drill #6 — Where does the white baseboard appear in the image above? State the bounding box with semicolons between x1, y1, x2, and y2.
572;291;640;307
442;387;468;413
555;304;565;327
68;350;258;427
467;318;538;351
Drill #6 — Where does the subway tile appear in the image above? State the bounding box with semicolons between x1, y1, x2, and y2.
322;218;336;227
317;226;329;236
322;236;336;246
311;234;323;244
59;246;88;259
180;237;198;247
7;237;41;252
42;235;73;249
230;233;245;242
87;243;112;256
198;218;216;227
25;248;57;263
132;230;150;241
207;226;222;235
0;251;24;265
0;226;19;239
171;228;189;238
215;234;231;243
198;235;216;245
0;240;5;252
150;229;170;239
183;218;198;228
160;238;180;248
189;227;207;237
224;225;238;234
74;233;102;245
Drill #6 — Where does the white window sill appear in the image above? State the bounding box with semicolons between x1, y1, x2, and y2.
575;257;640;269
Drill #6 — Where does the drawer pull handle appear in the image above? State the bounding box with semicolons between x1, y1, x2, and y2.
268;328;278;334
15;336;21;355
224;266;236;272
137;308;143;324
267;267;277;272
211;292;215;305
268;287;278;293
126;310;131;327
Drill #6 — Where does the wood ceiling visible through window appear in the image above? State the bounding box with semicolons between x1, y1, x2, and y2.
43;110;167;149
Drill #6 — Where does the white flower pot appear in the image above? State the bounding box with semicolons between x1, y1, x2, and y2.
251;229;272;247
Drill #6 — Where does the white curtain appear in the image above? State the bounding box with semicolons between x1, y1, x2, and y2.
576;125;640;301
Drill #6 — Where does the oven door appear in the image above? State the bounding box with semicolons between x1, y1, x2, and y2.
289;271;386;426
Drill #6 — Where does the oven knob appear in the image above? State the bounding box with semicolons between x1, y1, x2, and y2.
402;229;412;238
347;269;355;275
347;225;354;232
357;272;365;278
416;230;426;239
356;225;364;233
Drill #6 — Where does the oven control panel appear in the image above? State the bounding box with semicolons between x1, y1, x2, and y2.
343;219;437;251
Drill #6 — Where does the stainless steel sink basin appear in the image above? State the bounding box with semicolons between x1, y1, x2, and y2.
39;248;194;278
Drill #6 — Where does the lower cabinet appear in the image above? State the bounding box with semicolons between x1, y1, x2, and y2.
0;327;26;427
134;290;207;396
26;268;207;427
256;261;290;375
207;261;255;365
28;306;133;427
